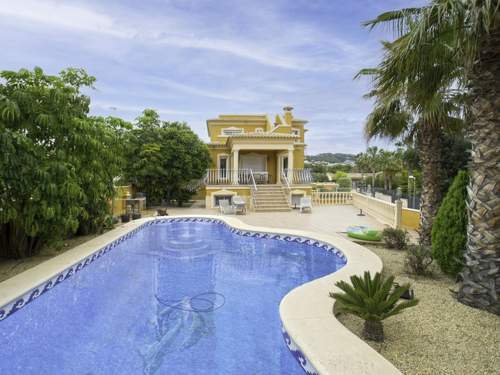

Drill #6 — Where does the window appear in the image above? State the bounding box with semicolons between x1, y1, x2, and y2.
221;127;244;136
214;195;233;207
255;128;263;133
291;129;300;136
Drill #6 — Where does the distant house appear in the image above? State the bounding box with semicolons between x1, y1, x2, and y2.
203;107;313;210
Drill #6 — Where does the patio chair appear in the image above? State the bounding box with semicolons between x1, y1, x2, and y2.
219;199;236;215
299;196;312;213
232;196;247;215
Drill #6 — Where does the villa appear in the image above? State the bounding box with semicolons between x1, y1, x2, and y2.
203;106;313;210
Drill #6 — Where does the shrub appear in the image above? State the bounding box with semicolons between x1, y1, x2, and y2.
405;244;433;275
337;176;352;191
330;271;418;342
431;171;468;276
382;228;409;250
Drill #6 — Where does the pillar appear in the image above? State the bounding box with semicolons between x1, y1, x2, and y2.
232;149;239;185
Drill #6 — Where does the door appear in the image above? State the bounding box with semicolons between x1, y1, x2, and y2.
282;156;289;177
218;155;228;181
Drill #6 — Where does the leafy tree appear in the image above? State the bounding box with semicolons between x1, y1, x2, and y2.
330;271;418;342
124;109;210;206
334;172;352;191
363;1;499;313
77;116;131;235
0;67;122;258
432;171;468;277
333;171;348;180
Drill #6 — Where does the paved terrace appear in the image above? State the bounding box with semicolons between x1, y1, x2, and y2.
167;205;387;236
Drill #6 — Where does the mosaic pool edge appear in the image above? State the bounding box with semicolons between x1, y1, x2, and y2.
282;327;319;375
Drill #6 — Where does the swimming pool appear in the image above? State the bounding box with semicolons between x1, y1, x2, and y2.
0;218;347;375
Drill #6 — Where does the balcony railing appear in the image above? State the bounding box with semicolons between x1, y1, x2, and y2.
204;168;313;185
205;169;252;185
285;168;313;184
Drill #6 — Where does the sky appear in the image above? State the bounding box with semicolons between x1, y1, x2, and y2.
0;0;424;155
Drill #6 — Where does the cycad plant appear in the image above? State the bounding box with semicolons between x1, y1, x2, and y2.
330;272;418;342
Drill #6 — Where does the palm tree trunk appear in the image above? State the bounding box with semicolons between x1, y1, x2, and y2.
363;320;384;342
458;27;500;315
418;125;444;246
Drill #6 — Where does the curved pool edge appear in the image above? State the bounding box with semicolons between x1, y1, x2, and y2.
277;231;401;375
0;215;401;375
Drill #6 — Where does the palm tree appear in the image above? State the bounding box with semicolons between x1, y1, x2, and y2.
355;147;382;196
357;53;463;247
362;1;500;314
379;150;402;190
330;272;418;342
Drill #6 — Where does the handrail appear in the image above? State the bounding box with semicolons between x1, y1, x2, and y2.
249;169;258;210
280;170;292;207
249;169;257;191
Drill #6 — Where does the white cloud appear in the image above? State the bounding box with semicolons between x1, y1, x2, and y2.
91;102;197;116
0;0;134;38
0;0;351;72
152;78;262;103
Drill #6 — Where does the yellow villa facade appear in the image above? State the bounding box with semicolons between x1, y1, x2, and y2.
203;107;313;211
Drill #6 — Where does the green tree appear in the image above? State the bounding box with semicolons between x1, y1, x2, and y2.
363;0;499;314
355;147;382;195
357;11;465;247
378;150;402;190
77;116;131;235
432;171;468;277
124;109;210;206
0;67;122;258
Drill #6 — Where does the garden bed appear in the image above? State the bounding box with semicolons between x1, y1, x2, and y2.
336;245;500;375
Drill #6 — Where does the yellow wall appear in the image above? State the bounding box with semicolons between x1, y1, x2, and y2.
271;125;291;134
205;186;251;208
293;146;305;169
208;147;230;167
401;208;420;230
207;123;267;142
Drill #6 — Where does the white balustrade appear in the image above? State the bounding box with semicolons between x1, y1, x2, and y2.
312;191;353;205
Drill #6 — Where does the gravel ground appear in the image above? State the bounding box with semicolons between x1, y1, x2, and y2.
337;245;500;375
0;233;102;283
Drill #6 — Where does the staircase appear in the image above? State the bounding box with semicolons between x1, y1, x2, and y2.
253;185;291;212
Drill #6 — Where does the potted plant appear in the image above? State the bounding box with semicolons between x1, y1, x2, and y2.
330;271;418;342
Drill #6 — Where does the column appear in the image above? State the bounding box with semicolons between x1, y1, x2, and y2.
276;154;281;183
232;149;239;185
287;149;294;183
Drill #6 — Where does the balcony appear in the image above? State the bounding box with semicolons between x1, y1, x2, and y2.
204;168;312;185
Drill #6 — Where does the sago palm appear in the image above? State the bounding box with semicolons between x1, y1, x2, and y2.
362;0;500;314
330;271;418;342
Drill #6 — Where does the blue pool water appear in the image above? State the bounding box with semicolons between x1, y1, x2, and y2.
0;220;346;374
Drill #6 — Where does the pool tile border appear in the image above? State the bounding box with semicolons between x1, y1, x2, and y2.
0;217;345;322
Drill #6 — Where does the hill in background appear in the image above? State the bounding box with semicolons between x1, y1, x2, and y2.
305;153;356;164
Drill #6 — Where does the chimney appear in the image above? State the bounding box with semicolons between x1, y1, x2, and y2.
283;106;294;124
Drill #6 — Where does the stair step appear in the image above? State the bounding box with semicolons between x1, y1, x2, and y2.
255;202;290;207
255;207;291;212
